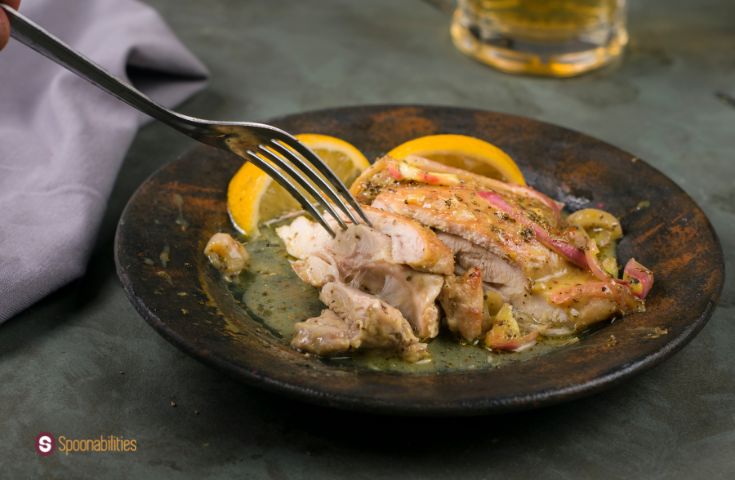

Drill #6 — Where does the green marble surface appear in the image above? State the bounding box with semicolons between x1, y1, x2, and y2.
3;0;734;478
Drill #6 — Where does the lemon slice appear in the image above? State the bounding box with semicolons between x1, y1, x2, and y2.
387;134;525;185
227;133;370;236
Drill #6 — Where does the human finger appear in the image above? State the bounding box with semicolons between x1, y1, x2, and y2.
0;10;9;51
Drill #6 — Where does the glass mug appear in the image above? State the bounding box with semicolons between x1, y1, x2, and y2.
451;0;628;77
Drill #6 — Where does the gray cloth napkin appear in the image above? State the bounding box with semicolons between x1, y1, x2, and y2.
0;0;208;322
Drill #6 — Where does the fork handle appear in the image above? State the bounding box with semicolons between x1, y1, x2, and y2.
1;5;202;137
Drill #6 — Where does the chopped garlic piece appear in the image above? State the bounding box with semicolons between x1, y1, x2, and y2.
204;232;249;279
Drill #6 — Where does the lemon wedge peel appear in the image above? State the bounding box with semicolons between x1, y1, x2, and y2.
226;133;369;237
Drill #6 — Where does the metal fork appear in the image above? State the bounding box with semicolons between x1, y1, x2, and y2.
1;5;369;236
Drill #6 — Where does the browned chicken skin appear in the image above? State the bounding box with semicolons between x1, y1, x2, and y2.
372;185;565;279
352;156;562;225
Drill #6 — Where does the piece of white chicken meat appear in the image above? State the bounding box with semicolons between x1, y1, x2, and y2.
276;207;452;340
291;282;429;362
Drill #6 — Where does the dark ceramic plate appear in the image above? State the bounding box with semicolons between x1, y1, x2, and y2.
115;105;723;415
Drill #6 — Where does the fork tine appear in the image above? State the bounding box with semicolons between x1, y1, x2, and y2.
256;145;348;231
292;142;373;227
268;140;361;225
244;151;336;237
295;144;372;226
272;139;372;226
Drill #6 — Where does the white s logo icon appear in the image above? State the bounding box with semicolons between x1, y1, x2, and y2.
36;433;55;456
38;436;52;453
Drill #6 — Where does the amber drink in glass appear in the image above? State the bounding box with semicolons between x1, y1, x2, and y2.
451;0;628;77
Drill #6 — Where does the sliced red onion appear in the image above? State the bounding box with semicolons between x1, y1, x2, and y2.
486;330;538;352
413;170;459;186
549;280;644;315
478;191;587;269
549;281;615;305
585;236;653;299
584;237;611;282
470;176;563;221
386;162;402;180
548;236;588;269
623;258;654;299
386;161;460;186
512;185;563;219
